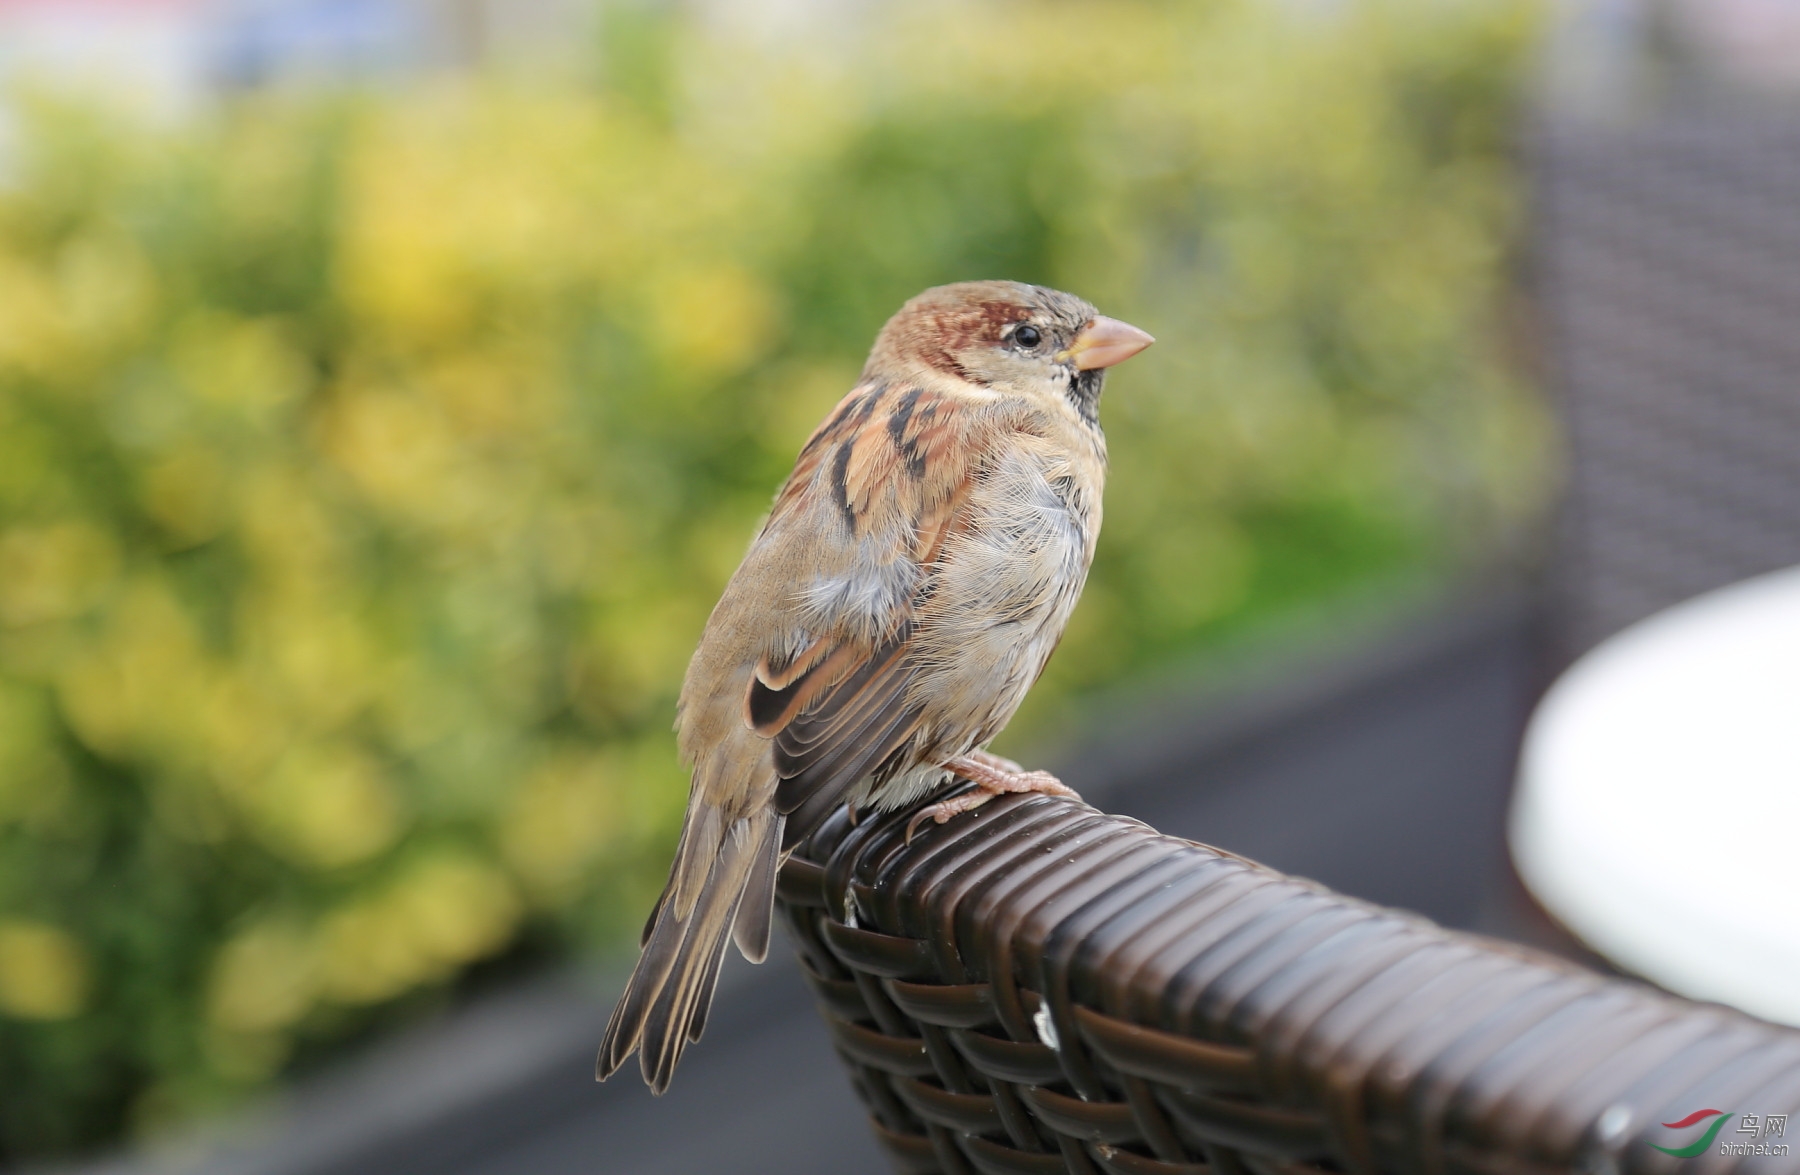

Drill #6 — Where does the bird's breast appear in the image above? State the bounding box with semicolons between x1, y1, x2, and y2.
905;438;1100;733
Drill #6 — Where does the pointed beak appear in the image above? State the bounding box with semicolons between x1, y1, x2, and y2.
1061;316;1155;371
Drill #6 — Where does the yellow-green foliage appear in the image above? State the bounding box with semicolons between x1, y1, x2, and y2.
0;0;1543;1156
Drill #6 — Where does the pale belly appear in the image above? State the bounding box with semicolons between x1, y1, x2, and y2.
867;446;1098;809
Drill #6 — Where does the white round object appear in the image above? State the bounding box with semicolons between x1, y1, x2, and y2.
1511;564;1800;1026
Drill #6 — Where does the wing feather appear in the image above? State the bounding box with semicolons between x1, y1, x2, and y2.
770;626;922;851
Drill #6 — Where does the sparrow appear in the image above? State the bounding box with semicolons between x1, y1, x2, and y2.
597;280;1153;1092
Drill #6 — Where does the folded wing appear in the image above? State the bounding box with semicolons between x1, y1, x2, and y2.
598;377;983;1091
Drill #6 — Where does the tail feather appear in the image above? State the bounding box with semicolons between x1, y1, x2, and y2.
683;920;734;1045
638;887;666;947
669;801;723;921
730;813;784;965
640;882;743;1089
597;805;779;1093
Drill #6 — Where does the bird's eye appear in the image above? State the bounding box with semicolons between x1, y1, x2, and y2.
1013;324;1042;349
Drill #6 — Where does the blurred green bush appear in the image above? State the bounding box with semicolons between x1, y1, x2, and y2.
0;0;1544;1158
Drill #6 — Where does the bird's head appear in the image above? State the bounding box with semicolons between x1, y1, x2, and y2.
865;280;1154;427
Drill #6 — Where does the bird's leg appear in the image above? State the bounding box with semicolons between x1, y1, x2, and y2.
905;753;1081;842
963;747;1027;775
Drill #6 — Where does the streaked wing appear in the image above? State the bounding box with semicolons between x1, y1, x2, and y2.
773;380;971;553
741;378;981;850
762;624;921;850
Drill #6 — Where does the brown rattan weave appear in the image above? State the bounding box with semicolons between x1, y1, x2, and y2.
777;790;1800;1174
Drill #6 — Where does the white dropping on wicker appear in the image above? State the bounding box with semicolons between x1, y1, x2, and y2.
1032;1003;1060;1051
1595;1103;1633;1143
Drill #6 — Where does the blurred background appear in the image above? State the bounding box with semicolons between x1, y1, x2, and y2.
1;0;1796;1171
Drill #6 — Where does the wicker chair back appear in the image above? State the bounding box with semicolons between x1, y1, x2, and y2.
779;792;1800;1174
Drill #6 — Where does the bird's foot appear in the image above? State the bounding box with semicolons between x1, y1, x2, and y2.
904;753;1080;843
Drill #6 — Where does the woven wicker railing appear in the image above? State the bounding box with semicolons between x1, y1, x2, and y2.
776;789;1800;1174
